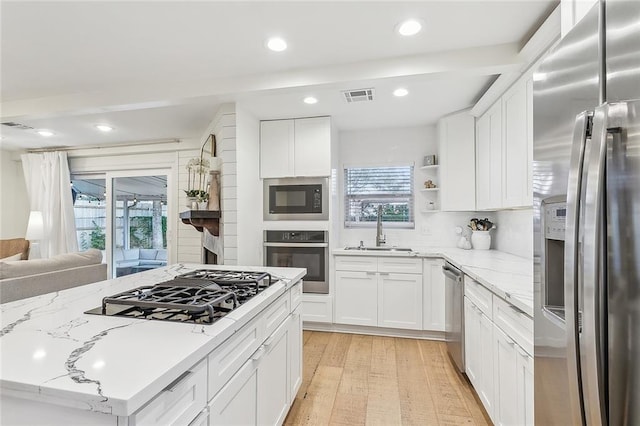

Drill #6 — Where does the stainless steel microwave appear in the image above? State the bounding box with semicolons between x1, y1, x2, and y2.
264;177;329;220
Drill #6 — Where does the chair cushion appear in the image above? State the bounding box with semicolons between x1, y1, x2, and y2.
139;249;157;260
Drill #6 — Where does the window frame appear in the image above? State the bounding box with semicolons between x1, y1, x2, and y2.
343;163;415;229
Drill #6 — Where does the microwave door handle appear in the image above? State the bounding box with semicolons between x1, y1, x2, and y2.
582;104;612;426
565;110;591;425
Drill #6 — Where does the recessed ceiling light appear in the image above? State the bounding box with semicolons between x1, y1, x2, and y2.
95;124;113;132
393;88;409;97
303;97;318;105
37;130;54;137
397;19;422;36
266;37;287;52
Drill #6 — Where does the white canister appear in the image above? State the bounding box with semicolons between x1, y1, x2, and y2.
471;230;491;250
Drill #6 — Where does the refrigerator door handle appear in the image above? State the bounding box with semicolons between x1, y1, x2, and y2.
565;110;591;425
582;103;615;426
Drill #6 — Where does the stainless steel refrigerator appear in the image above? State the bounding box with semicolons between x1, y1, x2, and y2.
533;1;640;425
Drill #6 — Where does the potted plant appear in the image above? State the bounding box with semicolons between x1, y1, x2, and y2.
197;191;209;210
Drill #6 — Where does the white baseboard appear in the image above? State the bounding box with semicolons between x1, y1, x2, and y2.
303;321;445;341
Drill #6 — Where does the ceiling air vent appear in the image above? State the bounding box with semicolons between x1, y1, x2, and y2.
342;88;375;103
2;122;34;130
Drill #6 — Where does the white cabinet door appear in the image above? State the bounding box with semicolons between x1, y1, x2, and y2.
257;318;290;426
478;308;495;420
493;325;518;426
516;347;534;426
334;270;378;326
439;110;476;211
476;101;503;210
208;359;258;426
260;120;294;178
293;117;331;177
289;305;303;402
525;76;534;206
464;297;494;420
378;273;422;330
502;80;529;208
423;258;445;331
464;297;481;387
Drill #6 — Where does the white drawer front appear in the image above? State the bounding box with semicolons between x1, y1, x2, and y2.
493;295;533;355
208;318;262;399
132;360;207;426
290;281;302;310
334;255;377;272
378;257;422;274
465;276;493;319
263;294;290;338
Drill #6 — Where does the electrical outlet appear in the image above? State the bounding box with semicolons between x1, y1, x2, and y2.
421;225;432;236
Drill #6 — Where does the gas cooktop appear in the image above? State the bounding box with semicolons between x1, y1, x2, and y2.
85;269;273;324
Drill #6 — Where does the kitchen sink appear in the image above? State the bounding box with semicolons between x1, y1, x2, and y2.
344;246;413;252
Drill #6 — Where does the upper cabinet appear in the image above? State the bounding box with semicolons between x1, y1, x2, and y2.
260;117;331;178
476;102;503;210
475;71;534;210
439;110;476;211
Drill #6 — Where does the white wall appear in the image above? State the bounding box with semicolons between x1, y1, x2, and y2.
235;105;262;266
0;150;29;239
338;126;477;249
492;208;533;259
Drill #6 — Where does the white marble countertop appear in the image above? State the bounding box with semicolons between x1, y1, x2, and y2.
333;247;533;316
0;264;306;417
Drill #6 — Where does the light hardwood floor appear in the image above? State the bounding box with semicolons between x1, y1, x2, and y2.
284;331;492;426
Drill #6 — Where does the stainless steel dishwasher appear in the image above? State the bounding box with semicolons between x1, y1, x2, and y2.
443;261;465;372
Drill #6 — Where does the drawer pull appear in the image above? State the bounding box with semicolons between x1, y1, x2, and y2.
165;371;192;392
379;272;390;276
251;347;266;361
263;334;277;348
509;305;525;315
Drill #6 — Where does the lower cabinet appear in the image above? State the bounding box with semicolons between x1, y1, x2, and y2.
378;273;422;329
334;256;445;332
335;269;422;330
289;305;303;399
334;270;378;326
493;323;533;426
208;284;302;425
256;317;291;426
464;277;533;426
464;297;494;417
423;258;446;331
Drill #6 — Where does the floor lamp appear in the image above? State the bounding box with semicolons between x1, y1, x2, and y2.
26;211;44;259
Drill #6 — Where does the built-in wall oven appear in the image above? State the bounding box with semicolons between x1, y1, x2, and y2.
264;230;329;294
264;177;328;221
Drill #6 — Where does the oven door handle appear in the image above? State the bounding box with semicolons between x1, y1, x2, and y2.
263;242;329;248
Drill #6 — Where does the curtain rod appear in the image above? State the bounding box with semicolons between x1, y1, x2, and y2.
27;138;181;153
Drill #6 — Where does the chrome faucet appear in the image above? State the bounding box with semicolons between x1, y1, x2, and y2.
376;205;386;246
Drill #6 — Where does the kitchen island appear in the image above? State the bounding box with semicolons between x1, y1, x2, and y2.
0;264;306;425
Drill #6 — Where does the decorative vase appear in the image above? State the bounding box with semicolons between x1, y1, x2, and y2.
198;201;208;210
186;197;198;209
471;230;491;250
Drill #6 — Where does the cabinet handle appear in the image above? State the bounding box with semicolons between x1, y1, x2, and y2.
379;272;390;276
509;305;525;316
251;346;266;361
263;333;277;348
365;271;376;275
165;371;192;392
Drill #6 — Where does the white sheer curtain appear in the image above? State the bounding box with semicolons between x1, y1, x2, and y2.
21;151;78;258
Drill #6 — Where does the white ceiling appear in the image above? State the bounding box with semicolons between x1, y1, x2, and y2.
0;0;558;151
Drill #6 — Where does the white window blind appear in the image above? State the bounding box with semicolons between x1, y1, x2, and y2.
344;166;414;228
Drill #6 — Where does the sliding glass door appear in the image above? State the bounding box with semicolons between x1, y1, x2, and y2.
72;170;171;279
111;174;168;277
